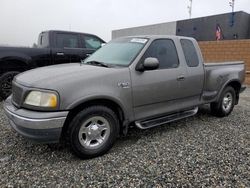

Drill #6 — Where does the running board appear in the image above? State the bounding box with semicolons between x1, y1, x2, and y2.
135;107;198;129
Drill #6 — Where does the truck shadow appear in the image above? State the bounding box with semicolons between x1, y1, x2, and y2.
112;105;213;152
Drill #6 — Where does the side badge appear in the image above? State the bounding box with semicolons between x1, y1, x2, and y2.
118;82;130;88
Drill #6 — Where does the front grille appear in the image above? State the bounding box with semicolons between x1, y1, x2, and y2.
12;82;25;108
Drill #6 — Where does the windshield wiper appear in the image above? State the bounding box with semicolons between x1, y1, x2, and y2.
84;60;110;68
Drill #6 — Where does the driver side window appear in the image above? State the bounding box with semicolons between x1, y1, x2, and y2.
142;39;179;69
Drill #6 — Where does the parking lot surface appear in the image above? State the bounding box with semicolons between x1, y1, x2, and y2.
0;88;249;187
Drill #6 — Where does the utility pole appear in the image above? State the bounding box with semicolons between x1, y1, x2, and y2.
229;0;235;12
229;0;235;26
187;0;193;19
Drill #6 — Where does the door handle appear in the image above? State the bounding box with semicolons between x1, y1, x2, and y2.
177;75;185;81
56;52;64;56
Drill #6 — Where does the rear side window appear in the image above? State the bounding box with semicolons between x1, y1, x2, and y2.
142;39;179;69
38;32;49;48
55;33;79;48
82;35;103;50
180;39;199;67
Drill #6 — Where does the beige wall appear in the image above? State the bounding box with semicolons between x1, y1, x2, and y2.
199;40;250;85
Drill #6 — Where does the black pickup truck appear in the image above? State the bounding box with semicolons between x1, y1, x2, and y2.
0;30;105;99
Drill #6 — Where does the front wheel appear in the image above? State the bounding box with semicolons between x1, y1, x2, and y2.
210;86;236;117
0;71;20;100
69;105;119;159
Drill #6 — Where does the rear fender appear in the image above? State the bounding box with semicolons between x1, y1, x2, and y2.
0;56;30;74
215;79;241;104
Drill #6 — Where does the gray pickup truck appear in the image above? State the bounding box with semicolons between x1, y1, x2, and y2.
4;35;246;159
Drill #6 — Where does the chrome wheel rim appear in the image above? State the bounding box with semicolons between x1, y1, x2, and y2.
222;92;233;112
78;116;110;149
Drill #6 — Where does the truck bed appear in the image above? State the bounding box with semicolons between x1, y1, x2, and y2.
203;61;245;102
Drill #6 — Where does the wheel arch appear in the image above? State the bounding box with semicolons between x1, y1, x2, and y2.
62;97;128;138
217;79;241;104
0;57;30;75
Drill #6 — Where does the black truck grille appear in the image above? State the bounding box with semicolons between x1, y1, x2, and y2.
12;82;25;108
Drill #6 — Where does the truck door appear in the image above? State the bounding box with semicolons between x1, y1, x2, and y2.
52;32;81;64
180;39;204;99
131;39;188;120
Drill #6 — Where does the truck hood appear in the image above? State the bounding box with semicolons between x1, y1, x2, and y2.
14;63;127;89
14;63;132;110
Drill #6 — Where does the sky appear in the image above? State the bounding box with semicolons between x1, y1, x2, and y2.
0;0;250;46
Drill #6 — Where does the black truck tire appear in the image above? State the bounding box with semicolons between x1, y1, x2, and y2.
210;86;236;117
69;105;119;159
0;71;20;100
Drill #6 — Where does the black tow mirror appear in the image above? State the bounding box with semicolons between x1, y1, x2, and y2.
136;57;159;72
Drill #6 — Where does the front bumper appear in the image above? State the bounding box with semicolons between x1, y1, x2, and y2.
3;97;69;143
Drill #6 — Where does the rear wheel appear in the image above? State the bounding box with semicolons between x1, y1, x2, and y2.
0;71;20;100
69;105;119;159
210;86;236;117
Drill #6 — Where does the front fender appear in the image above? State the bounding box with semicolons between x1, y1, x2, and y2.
65;94;133;122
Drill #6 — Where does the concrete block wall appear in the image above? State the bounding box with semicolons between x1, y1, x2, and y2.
177;11;250;41
198;40;250;85
112;11;250;41
112;22;177;39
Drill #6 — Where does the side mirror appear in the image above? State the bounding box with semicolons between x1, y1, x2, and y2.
136;57;159;72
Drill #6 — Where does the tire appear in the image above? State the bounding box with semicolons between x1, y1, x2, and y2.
210;86;236;117
0;71;20;100
69;105;119;159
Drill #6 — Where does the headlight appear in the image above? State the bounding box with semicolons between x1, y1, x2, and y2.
24;91;58;108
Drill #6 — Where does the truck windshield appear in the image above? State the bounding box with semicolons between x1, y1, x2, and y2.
83;37;148;67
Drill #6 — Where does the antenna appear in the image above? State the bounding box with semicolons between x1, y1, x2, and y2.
187;0;193;19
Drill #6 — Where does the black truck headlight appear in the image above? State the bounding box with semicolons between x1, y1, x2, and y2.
24;91;58;109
